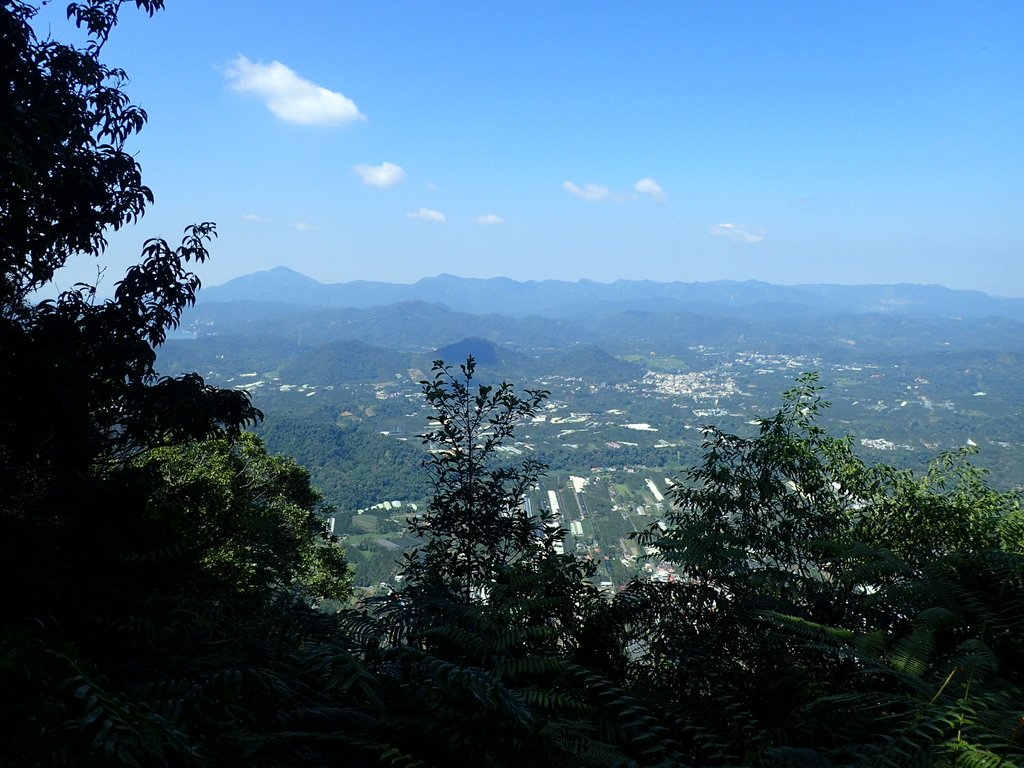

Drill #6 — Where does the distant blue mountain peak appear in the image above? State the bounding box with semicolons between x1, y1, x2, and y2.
198;271;1024;322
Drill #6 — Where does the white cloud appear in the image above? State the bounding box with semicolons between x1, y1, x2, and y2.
563;181;613;202
635;177;666;202
470;214;504;225
353;161;405;188
241;213;267;222
292;221;314;231
225;55;365;126
710;223;764;243
406;208;445;223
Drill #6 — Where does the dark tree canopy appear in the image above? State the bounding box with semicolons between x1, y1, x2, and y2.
1;0;262;537
620;374;1024;765
1;0;163;303
0;6;337;763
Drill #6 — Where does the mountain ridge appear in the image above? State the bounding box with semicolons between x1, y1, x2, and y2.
201;268;1024;321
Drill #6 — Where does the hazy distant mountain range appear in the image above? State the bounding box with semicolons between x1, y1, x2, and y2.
161;267;1024;510
200;267;1024;322
175;268;1024;362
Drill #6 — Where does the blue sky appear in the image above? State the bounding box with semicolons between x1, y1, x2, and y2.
45;1;1024;295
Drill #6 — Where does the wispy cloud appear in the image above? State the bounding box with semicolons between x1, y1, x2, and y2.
225;55;365;126
565;178;663;203
710;223;764;243
406;208;445;223
635;177;666;202
469;214;504;225
563;181;614;202
353;161;405;188
292;221;315;231
241;213;267;222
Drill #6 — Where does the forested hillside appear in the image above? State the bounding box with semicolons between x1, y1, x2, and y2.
161;292;1024;525
3;3;1023;767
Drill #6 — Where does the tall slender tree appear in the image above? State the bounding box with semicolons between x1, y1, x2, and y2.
402;356;553;605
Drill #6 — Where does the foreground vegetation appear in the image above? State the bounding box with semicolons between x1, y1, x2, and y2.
2;2;1022;765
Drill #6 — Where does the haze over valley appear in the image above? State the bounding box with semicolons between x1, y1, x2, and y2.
160;269;1024;587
